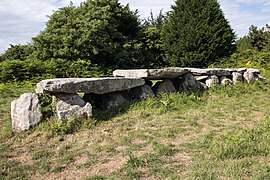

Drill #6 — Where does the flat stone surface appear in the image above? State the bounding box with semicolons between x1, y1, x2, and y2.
187;68;231;76
113;68;190;79
36;78;145;94
225;68;247;73
11;93;42;132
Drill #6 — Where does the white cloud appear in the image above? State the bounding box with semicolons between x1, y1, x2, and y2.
0;0;269;54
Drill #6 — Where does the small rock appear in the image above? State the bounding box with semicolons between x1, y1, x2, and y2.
220;76;233;86
11;93;43;132
55;93;92;121
205;75;219;87
232;72;243;84
243;71;255;84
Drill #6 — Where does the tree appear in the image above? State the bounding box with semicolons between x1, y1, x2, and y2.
162;0;236;67
142;10;166;67
1;44;32;61
32;0;147;69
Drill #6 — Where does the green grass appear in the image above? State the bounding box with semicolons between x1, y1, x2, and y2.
0;79;270;179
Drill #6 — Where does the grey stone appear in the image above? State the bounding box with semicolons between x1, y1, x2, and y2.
55;93;92;121
84;91;129;109
154;79;177;95
180;73;205;92
254;75;267;81
205;75;219;87
243;71;255;84
187;68;231;76
36;77;145;94
220;76;233;86
113;68;190;80
113;69;149;78
130;85;155;100
11;93;43;132
103;92;129;109
225;68;247;74
247;68;261;74
199;82;208;90
196;76;209;82
232;72;243;84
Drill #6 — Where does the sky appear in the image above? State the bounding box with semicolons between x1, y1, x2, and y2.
0;0;269;54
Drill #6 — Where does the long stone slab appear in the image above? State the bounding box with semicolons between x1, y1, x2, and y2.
187;68;231;76
113;68;190;79
36;78;145;94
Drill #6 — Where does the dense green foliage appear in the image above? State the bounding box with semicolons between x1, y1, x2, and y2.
236;24;270;52
142;11;166;67
0;44;33;61
0;59;106;83
162;0;235;67
32;0;148;69
215;24;270;76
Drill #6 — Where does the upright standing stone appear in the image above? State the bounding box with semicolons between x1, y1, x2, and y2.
153;79;176;95
180;73;205;92
232;72;243;84
54;93;92;121
130;85;155;100
11;93;43;132
243;71;255;84
205;75;219;87
220;76;233;86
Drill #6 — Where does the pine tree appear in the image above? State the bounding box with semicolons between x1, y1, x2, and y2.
162;0;235;67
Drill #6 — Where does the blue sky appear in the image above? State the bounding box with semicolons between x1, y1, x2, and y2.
0;0;269;54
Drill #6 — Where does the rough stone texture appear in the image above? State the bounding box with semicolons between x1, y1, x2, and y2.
113;69;149;78
83;92;129;109
196;76;209;82
153;79;177;95
55;93;92;121
199;82;208;90
247;68;261;74
99;92;129;109
36;77;145;94
225;68;247;74
11;93;43;132
232;72;243;84
113;68;190;80
254;75;267;81
205;75;220;87
243;71;255;84
220;76;233;86
130;85;155;100
187;68;231;76
180;73;205;92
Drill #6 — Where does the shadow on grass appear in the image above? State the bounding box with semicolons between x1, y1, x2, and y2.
93;100;137;121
